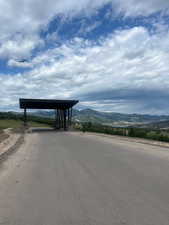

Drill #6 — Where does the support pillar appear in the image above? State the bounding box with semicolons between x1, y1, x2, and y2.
53;107;74;131
60;110;63;128
24;108;27;127
68;109;70;126
61;109;64;128
57;109;59;129
63;110;66;131
58;109;61;129
70;107;73;126
54;109;57;129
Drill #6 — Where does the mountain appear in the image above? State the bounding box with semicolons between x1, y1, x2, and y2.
32;108;169;127
1;109;169;128
31;110;55;118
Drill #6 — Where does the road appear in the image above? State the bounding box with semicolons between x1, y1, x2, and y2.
0;130;169;225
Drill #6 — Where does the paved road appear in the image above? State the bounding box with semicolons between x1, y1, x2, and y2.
0;131;169;225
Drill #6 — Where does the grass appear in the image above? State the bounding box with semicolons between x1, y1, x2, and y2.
0;119;52;130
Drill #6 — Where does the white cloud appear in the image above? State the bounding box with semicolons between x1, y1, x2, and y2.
112;0;169;17
0;0;169;61
1;26;169;114
0;34;43;60
0;0;110;60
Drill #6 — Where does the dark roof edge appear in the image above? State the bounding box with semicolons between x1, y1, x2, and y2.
19;98;79;109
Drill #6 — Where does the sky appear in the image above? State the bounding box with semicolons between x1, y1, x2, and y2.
0;0;169;114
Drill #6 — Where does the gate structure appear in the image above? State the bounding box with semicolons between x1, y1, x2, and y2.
19;98;79;130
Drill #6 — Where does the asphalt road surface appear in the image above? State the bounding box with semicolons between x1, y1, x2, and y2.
0;130;169;225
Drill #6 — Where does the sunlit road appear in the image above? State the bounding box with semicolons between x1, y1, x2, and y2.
0;130;169;225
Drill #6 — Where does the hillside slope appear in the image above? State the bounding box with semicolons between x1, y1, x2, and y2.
32;109;169;127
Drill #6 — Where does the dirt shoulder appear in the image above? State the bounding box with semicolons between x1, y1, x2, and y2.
0;129;24;161
0;130;9;144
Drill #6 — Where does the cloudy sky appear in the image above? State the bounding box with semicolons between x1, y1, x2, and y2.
0;0;169;114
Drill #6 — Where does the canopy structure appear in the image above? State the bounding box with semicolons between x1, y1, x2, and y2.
19;98;79;130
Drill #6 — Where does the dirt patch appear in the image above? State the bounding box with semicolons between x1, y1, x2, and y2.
0;131;9;144
0;129;25;162
0;134;24;163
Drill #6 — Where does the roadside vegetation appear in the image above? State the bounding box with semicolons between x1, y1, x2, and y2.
1;112;169;143
75;122;169;143
0;119;52;130
0;129;9;143
0;112;53;130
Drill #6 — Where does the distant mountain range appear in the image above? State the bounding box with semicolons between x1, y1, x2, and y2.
32;108;169;128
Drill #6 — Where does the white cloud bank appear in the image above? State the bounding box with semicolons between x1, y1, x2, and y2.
1;26;169;114
0;0;169;60
113;0;169;17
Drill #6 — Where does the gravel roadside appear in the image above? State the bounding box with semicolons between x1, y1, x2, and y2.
0;129;24;162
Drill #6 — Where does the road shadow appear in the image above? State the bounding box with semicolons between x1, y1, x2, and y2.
30;127;70;133
30;127;57;133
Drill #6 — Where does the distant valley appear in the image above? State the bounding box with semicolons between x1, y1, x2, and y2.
32;108;169;129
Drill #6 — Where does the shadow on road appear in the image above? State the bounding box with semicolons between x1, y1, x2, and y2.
30;127;75;133
30;127;57;133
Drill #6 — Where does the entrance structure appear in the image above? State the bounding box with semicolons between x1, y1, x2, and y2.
19;98;79;130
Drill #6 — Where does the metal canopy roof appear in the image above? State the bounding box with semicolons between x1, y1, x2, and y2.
19;98;79;110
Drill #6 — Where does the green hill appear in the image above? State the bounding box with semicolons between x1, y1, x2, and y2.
0;112;53;129
31;108;169;126
1;109;169;129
